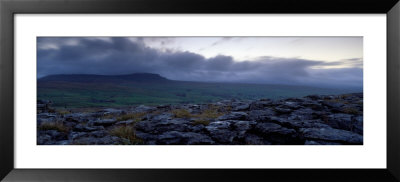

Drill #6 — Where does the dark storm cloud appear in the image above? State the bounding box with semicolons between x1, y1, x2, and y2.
37;37;362;88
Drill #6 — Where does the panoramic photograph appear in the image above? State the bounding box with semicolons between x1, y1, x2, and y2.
37;37;363;145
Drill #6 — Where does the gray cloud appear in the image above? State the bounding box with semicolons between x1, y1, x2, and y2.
210;37;233;47
318;57;363;68
37;37;362;89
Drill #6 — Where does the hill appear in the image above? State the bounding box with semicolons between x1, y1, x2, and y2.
37;73;361;108
38;73;168;83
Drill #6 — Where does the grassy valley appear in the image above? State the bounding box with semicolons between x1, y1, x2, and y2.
37;73;360;108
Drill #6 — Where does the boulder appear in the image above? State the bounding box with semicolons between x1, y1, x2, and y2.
69;132;89;140
156;131;215;144
55;140;71;145
206;121;236;143
300;101;325;111
304;140;342;145
136;119;191;134
323;100;345;109
91;119;117;126
255;122;296;135
325;113;353;131
218;112;248;121
232;102;250;111
89;130;107;138
74;124;105;132
150;113;173;122
254;122;300;144
249;100;273;110
352;116;363;135
269;117;330;130
190;124;205;133
288;108;314;120
134;105;156;113
244;134;271;145
72;136;122;145
300;127;363;144
281;101;301;110
64;113;91;123
135;131;158;141
274;107;292;114
101;108;124;115
248;109;275;121
37;134;53;145
44;130;68;141
232;120;256;137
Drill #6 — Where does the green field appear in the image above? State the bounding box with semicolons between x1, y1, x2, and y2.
37;79;360;108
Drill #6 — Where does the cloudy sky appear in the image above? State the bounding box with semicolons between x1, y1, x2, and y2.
37;37;363;88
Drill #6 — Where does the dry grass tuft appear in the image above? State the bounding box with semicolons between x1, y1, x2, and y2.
192;119;211;126
191;107;224;126
172;109;192;118
116;112;146;122
56;110;71;115
109;125;142;144
38;121;69;133
342;107;359;114
109;125;135;139
199;109;223;119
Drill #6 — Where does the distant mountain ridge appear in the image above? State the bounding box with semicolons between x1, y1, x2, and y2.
38;73;169;83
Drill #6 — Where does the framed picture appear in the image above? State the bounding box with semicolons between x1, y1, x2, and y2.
1;0;399;181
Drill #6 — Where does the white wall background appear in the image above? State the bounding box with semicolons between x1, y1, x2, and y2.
14;14;386;168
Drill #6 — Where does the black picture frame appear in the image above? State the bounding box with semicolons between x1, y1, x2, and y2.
1;0;399;181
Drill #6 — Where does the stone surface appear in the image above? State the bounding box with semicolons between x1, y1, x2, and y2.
300;127;363;144
37;93;363;145
157;131;214;144
136;118;190;133
218;112;248;121
248;109;275;121
91;119;117;126
254;122;300;144
324;113;354;131
206;121;237;143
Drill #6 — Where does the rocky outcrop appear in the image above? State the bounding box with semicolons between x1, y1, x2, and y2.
37;100;53;113
37;93;363;145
